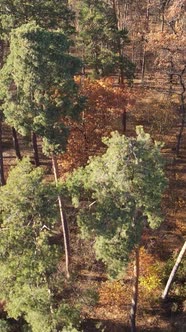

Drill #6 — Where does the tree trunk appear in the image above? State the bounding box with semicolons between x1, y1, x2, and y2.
0;116;5;186
130;246;140;332
0;40;6;186
161;12;165;32
162;241;186;300
122;109;127;134
52;155;70;279
176;66;186;156
141;49;146;83
32;132;40;166
12;127;22;160
112;0;124;85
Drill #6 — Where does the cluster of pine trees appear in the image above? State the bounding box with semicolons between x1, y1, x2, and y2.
0;1;184;332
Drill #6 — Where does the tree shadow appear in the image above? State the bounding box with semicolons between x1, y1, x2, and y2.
81;317;179;332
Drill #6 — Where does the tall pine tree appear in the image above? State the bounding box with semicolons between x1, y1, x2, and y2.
0;21;85;277
65;127;167;332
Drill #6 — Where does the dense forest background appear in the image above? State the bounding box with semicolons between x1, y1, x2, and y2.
0;1;185;332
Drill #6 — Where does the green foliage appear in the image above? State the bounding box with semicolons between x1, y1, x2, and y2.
81;288;99;307
54;302;81;330
77;0;135;78
0;0;75;37
0;320;11;332
0;158;81;331
61;324;80;332
65;127;167;277
0;21;84;155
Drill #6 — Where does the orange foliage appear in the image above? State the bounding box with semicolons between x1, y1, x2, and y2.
58;78;135;177
99;280;132;307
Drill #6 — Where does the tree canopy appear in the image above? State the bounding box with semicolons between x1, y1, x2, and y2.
65;127;167;276
0;0;75;37
0;158;81;332
0;21;84;155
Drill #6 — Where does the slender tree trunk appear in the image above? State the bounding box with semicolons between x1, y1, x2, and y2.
162;241;186;300
0;40;6;186
52;155;70;279
112;0;124;85
169;58;174;95
122;109;127;134
161;12;165;32
141;49;146;83
130;246;140;332
32;132;40;166
0;116;5;186
176;66;186;156
12;127;22;160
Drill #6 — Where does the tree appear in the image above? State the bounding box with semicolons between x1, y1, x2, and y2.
0;158;80;332
0;0;75;36
64;126;167;332
76;0;135;80
0;21;85;277
0;0;75;168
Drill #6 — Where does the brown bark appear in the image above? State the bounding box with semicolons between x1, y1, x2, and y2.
130;246;140;332
32;132;40;166
0;40;6;186
112;0;124;84
176;66;186;156
12;127;22;160
141;48;146;83
0;117;5;186
122;109;127;134
52;155;70;279
0;115;6;186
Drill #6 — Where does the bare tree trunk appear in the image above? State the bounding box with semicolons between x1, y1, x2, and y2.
162;241;186;300
130;246;140;332
52;155;70;279
12;127;22;160
112;0;124;84
32;132;40;166
169;58;174;95
0;39;6;186
176;66;186;156
141;49;146;83
161;11;165;32
122;109;127;134
0;116;5;185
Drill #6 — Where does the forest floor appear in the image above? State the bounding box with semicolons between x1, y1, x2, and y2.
1;85;186;332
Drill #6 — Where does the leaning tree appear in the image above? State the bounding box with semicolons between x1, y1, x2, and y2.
65;126;167;332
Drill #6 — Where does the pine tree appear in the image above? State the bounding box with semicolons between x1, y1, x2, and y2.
0;21;85;277
0;0;75;36
76;0;135;79
65;126;167;332
0;158;81;332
